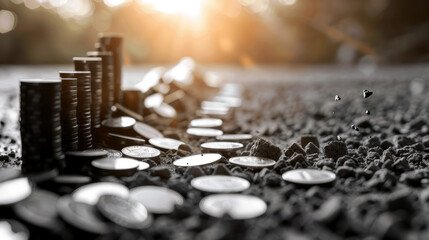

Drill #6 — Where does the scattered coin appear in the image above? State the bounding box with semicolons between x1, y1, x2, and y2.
229;156;276;168
72;182;129;205
102;116;136;129
57;195;111;235
173;153;222;167
121;146;161;159
96;195;152;229
282;169;336;185
191;176;250;193
363;89;373;98
138;161;150;171
186;128;223;137
133;122;163;139
0;178;32;206
335;95;341;101
190;118;223;128
130;186;184;214
216;134;253;142
149;137;185;151
200;141;244;152
91;157;140;177
83;148;122;158
199;194;267;219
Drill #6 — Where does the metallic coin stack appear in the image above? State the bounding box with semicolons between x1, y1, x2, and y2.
59;71;92;150
20;79;64;174
60;78;78;151
87;51;115;120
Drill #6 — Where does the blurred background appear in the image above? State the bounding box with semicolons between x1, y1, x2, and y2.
1;0;429;65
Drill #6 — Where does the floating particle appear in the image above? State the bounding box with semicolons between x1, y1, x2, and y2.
351;125;360;132
365;110;370;115
363;90;373;98
334;95;341;101
337;136;342;141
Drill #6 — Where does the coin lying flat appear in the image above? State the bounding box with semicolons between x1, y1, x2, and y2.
216;134;253;142
149;137;185;151
0;168;21;183
130;186;184;214
201;141;244;152
83;148;122;158
121;146;161;159
91;157;140;177
153;102;177;119
173;153;222;167
57;196;111;235
133;122;163;139
96;195;152;229
0;178;32;206
199;194;267;219
190;118;223;128
72;182;129;205
191;176;250;193
282;169;336;185
138;162;150;171
229;156;276;168
186;128;223;137
102;116;136;129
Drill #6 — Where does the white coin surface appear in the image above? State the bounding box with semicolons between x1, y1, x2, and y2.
199;194;267;219
130;186;184;214
212;96;242;108
186;128;223;137
122;146;161;159
72;182;129;205
133;122;163;139
0;178;32;206
173;153;222;167
200;141;244;151
91;157;140;171
229;156;276;168
149;137;185;151
216;134;253;142
138;162;150;171
191;176;250;193
190;118;223;128
282;169;336;185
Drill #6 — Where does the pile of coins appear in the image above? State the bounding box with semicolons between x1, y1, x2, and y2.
59;78;78;151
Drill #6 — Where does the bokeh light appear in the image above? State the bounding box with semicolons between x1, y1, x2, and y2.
140;0;206;18
0;10;17;34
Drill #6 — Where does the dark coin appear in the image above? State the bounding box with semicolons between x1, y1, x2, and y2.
0;168;21;183
200;141;244;152
53;175;92;186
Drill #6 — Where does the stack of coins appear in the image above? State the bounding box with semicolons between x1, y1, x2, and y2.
60;78;78;151
73;57;103;142
59;71;92;150
20;79;64;173
98;33;123;104
87;51;115;120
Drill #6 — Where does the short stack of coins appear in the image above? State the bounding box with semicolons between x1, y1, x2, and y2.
60;78;78;151
73;57;103;143
87;51;115;120
59;71;92;150
20;79;64;173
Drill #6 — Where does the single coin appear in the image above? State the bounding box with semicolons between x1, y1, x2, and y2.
190;118;223;128
186;128;223;137
13;190;60;230
212;96;242;108
200;141;244;152
138;162;150;171
153;103;177;119
0;178;32;206
282;169;336;185
149;137;185;151
199;194;267;219
0;219;29;240
121;146;161;159
72;182;129;205
130;186;184;214
191;176;250;193
216;134;253;142
57;196;111;235
96;195;152;229
91;157;140;177
229;156;276;168
202;101;230;109
83;148;122;158
133;122;163;139
102;116;136;129
173;153;222;167
144;93;163;108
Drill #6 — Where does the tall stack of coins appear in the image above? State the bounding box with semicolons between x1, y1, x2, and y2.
59;71;92;150
98;33;123;104
73;57;103;142
87;51;114;120
20;79;64;173
60;78;78;151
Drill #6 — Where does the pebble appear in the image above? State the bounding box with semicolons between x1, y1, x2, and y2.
393;136;416;148
287;153;308;167
284;143;306;158
249;137;282;160
301;135;320;148
305;142;320;155
364;137;381;148
336;166;356;178
263;173;282;187
150;166;171;179
323;141;348;160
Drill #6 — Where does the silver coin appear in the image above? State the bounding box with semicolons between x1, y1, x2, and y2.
102;116;136;128
186;128;223;137
153;103;177;119
149;137;185;151
212;96;242;108
133;122;163;139
216;134;253;142
91;157;140;171
229;156;276;168
199;108;229;117
201;141;244;152
72;182;129;205
201;101;230;109
121;146;161;159
190;118;223;128
282;169;336;185
191;176;250;193
130;186;184;214
0;178;32;206
173;153;222;167
138;162;150;171
84;148;122;158
199;194;267;219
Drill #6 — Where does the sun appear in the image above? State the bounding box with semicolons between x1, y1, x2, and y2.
142;0;206;18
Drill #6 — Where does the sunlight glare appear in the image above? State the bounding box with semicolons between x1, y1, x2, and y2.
141;0;206;18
